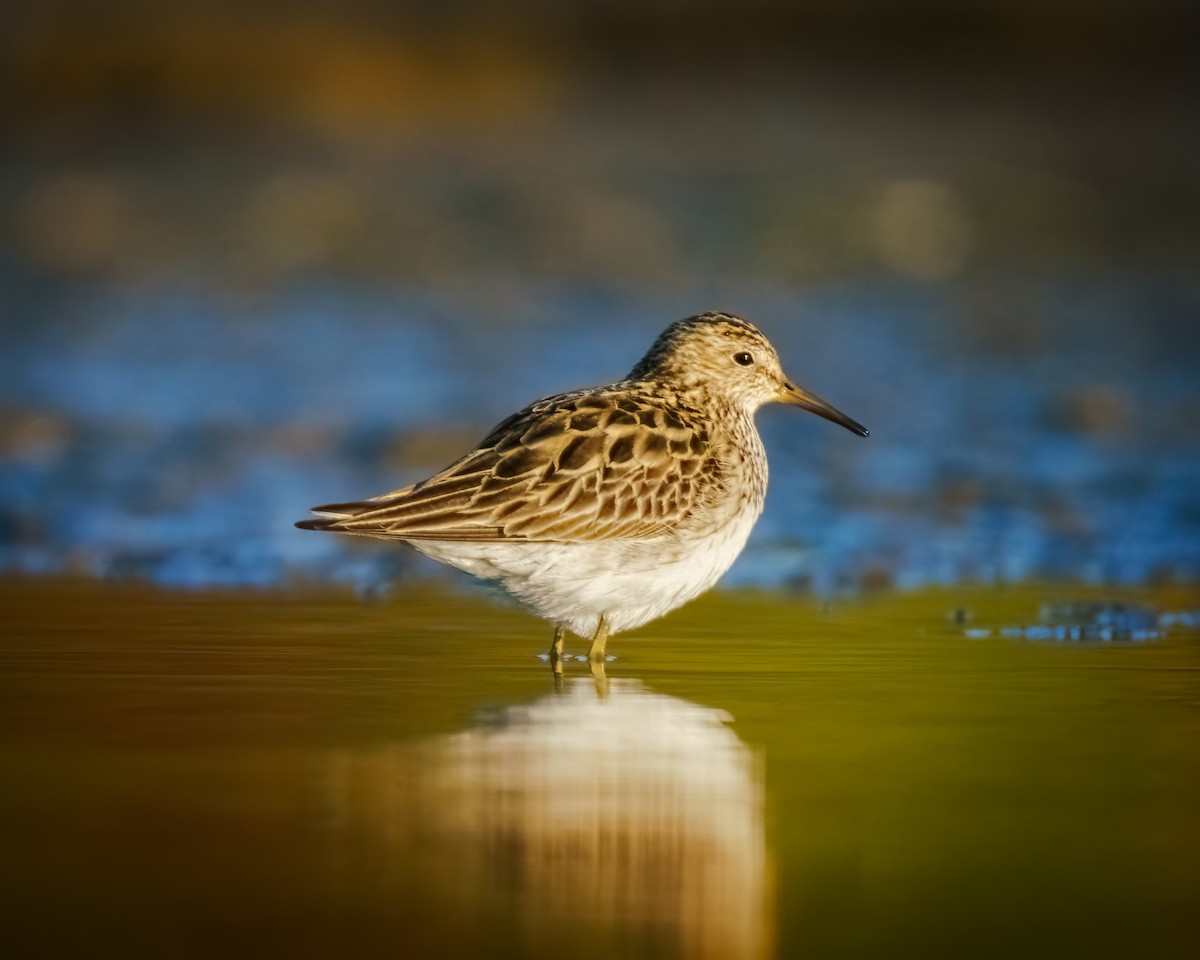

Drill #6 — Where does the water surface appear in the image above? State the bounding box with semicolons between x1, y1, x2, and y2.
2;577;1197;958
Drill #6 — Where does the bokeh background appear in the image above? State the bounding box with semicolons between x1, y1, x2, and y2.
3;0;1199;593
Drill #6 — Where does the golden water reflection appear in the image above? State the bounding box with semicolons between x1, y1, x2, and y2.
325;674;771;960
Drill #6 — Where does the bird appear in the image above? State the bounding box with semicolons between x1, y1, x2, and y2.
297;311;867;663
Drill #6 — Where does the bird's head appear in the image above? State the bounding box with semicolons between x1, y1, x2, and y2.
630;311;868;436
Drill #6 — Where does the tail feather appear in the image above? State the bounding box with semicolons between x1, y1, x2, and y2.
309;500;375;516
294;517;334;531
295;498;375;533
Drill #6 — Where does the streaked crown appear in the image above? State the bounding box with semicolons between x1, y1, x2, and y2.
628;312;787;410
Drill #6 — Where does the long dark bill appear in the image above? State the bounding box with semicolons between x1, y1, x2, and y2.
780;381;869;437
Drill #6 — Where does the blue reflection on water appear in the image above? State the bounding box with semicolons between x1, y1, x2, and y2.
2;273;1199;592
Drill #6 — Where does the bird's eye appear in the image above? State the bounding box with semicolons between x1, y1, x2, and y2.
733;351;754;366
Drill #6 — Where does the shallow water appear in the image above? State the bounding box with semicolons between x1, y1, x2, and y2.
3;577;1197;959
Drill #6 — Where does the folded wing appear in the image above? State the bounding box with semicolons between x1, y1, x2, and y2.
297;389;717;543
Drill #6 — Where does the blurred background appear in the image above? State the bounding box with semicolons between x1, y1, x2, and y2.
2;0;1199;593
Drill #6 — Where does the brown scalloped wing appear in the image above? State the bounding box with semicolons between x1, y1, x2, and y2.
314;391;717;543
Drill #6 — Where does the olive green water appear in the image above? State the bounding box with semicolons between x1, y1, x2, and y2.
2;577;1197;959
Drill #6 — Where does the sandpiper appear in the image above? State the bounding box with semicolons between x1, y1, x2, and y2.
297;312;867;662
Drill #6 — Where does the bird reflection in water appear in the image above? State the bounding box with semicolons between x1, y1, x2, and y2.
324;670;771;960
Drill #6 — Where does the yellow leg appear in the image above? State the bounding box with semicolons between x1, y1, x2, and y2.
547;624;566;689
586;615;610;664
547;624;565;660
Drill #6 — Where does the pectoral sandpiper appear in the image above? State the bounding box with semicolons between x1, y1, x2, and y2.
297;311;867;663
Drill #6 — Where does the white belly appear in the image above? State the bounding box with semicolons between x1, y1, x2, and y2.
412;504;761;638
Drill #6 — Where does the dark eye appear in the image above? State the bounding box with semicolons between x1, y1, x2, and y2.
733;351;754;366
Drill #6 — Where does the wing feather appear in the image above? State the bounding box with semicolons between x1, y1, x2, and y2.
299;387;720;543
